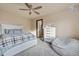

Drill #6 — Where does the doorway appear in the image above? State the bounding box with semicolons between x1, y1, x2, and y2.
36;19;44;40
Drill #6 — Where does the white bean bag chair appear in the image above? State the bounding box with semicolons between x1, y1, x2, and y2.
52;37;79;56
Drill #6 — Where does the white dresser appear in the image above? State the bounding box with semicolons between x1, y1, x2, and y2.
44;25;56;42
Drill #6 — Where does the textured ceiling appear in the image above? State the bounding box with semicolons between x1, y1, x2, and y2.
0;3;79;20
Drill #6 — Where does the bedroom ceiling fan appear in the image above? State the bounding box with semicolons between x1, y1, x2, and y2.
19;3;42;15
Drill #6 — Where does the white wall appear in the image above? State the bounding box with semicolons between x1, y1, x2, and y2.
0;9;32;32
32;9;79;38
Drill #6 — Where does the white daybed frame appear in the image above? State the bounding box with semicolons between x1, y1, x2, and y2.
0;24;37;56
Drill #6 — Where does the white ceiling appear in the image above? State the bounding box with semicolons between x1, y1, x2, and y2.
0;3;79;20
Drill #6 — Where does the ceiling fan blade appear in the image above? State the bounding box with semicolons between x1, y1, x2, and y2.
33;6;42;10
33;11;40;15
25;3;31;8
19;8;29;10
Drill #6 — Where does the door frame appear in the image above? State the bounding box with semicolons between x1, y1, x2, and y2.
36;19;44;39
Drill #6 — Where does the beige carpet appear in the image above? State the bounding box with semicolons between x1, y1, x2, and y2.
15;39;58;56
